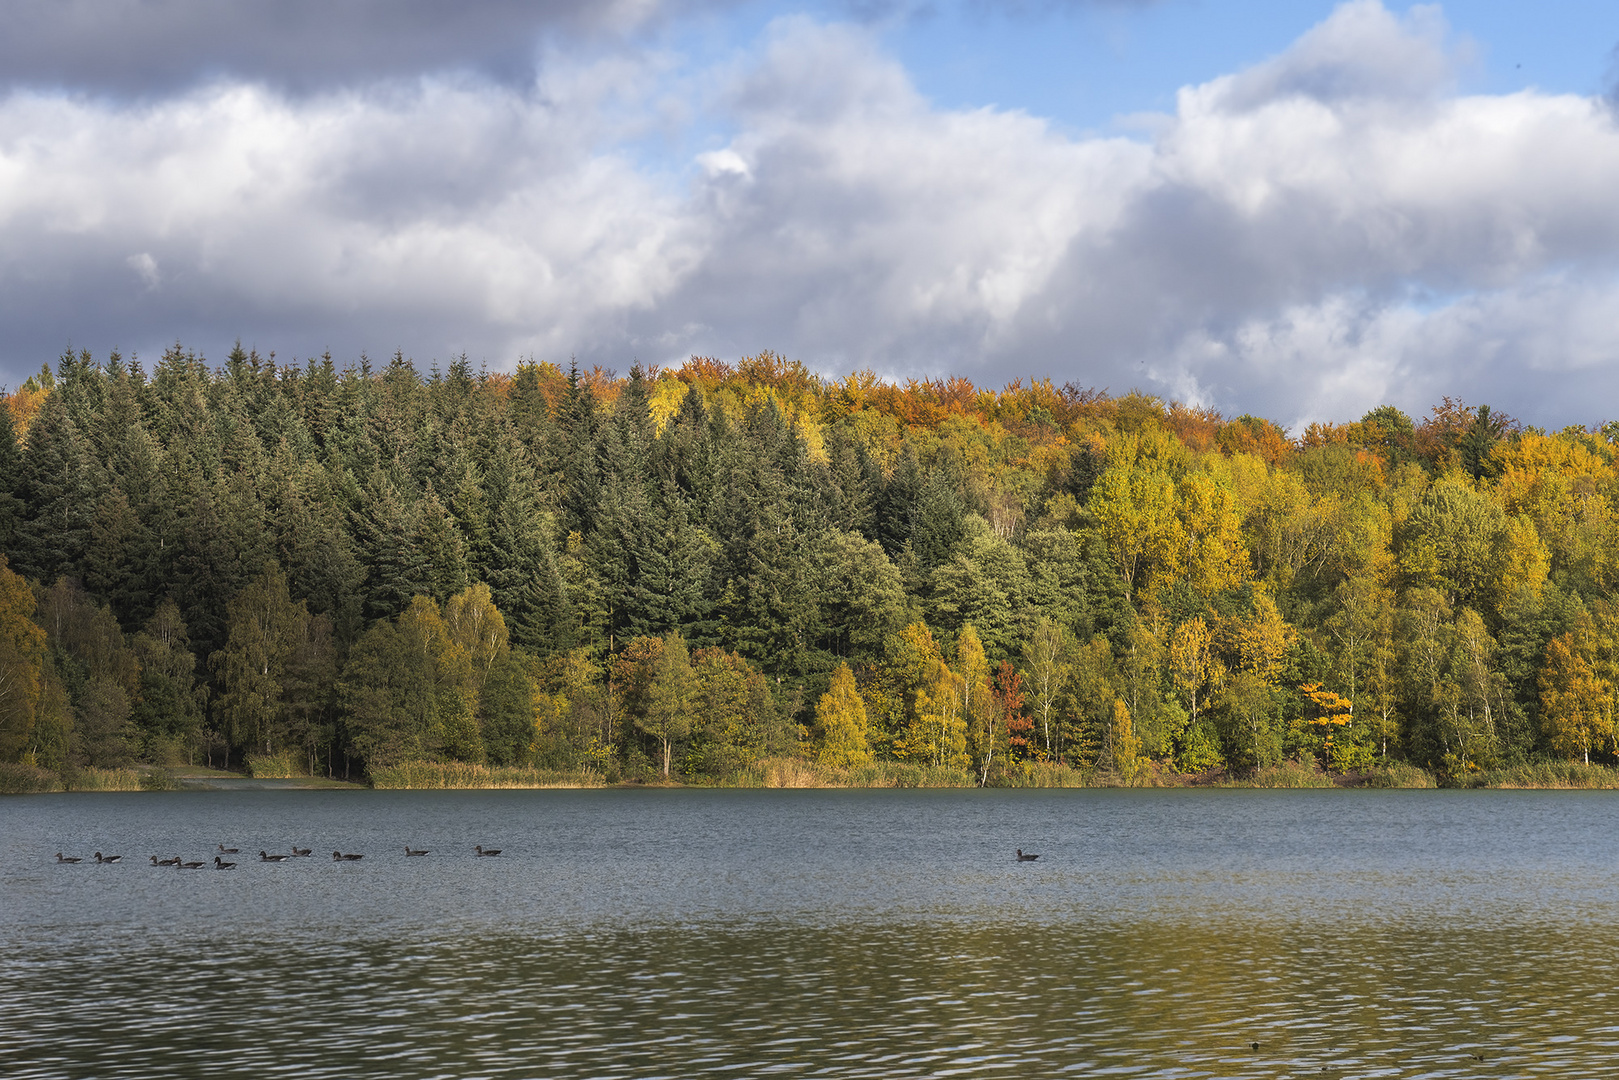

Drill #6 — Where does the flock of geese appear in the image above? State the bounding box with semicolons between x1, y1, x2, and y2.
54;844;504;869
59;844;1034;867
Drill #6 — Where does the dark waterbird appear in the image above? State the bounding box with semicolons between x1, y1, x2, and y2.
1016;849;1040;861
259;851;289;862
177;859;205;869
94;852;122;863
475;845;501;857
405;846;429;856
218;844;239;854
151;855;180;866
333;851;363;861
55;853;81;863
214;856;235;869
291;847;312;857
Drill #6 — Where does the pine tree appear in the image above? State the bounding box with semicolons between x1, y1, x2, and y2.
0;394;25;554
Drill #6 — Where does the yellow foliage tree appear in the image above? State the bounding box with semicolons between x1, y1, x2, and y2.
1110;699;1142;785
1090;431;1182;604
1169;616;1223;736
1175;470;1250;597
1228;587;1296;682
1540;633;1613;765
814;662;873;769
956;625;998;784
1298;681;1356;770
901;658;969;770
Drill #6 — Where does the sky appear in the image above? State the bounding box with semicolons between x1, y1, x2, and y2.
3;0;1619;429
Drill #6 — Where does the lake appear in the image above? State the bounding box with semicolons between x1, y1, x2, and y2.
3;788;1618;1077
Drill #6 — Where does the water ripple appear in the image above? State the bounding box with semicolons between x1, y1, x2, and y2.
7;788;1619;1076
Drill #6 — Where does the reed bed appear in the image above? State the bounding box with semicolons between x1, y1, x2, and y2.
368;762;604;789
1206;759;1336;788
732;757;976;788
1356;762;1438;788
1476;761;1619;789
996;761;1093;788
61;767;143;792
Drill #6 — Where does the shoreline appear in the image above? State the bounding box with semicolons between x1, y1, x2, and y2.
9;758;1619;793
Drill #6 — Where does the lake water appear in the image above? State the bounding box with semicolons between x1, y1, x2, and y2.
3;788;1619;1078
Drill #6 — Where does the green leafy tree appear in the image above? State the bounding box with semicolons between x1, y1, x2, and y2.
1021;616;1069;758
211;562;310;761
130;600;205;762
641;632;696;778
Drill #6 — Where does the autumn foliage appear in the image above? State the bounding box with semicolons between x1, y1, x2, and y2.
3;345;1619;783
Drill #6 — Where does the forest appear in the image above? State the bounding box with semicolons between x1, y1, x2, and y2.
1;344;1616;788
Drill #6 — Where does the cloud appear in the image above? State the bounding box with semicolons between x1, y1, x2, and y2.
4;0;1619;426
0;0;689;95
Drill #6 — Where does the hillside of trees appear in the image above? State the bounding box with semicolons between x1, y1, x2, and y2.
1;344;1616;785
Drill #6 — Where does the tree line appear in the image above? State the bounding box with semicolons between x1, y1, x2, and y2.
1;344;1615;783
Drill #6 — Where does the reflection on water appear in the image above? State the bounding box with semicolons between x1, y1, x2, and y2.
3;789;1619;1077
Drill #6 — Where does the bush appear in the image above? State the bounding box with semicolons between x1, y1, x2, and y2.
246;752;305;779
139;769;182;791
0;762;60;794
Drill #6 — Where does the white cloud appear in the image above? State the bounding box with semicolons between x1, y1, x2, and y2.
3;1;1619;425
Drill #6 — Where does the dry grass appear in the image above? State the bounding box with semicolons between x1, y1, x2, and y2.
368;761;604;790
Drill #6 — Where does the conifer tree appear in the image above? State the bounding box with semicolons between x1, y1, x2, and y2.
0;395;24;554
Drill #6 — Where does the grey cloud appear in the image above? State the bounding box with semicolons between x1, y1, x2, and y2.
0;0;714;95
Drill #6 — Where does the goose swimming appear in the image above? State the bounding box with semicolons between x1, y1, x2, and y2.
177;859;205;869
1016;849;1040;861
218;844;239;854
405;846;429;857
94;852;122;863
474;845;501;857
333;851;363;861
151;855;180;866
55;853;82;863
259;850;290;862
290;847;312;857
214;856;236;869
